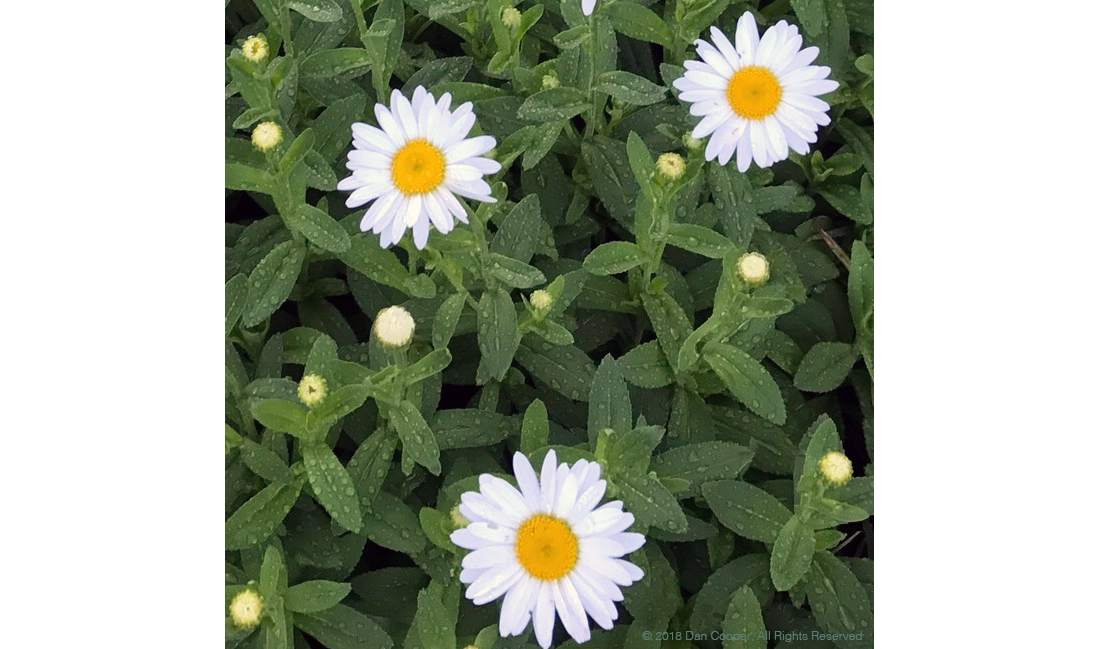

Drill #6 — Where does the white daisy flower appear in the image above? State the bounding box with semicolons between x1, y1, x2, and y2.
337;86;501;250
582;0;596;16
672;11;839;171
451;450;646;648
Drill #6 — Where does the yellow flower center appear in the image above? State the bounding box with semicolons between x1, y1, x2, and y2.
391;138;446;195
515;514;579;581
726;66;783;120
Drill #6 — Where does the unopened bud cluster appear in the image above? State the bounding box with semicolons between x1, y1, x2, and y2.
251;121;282;152
819;451;853;486
736;252;770;287
298;374;328;408
374;305;416;348
656;153;686;182
229;589;264;630
242;34;269;64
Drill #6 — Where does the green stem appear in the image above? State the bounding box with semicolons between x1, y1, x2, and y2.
584;13;599;138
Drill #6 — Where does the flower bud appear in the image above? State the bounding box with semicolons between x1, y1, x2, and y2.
251;121;282;152
541;74;560;90
819;451;853;486
229;589;264;630
682;133;703;150
374;305;415;348
450;504;471;529
656;153;686;182
736;252;770;287
530;289;553;311
298;374;328;408
502;7;522;30
242;34;269;64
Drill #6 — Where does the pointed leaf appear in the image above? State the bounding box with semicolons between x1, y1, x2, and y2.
704;343;786;425
303;444;363;533
391;400;441;474
702;480;793;543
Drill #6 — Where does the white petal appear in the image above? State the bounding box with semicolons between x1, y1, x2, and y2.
345;182;390;208
532;582;556;649
553;474;579;518
451;527;494;550
445;164;484;183
374;103;406;144
467;560;523;605
780;46;821;75
512;452;543;511
749;120;769;168
446;135;497;162
459;566;488;584
467;521;516;545
581;536;626;558
464;156;502;175
443;112;476;148
576;564;624;602
567;480;607;524
683;69;728;89
791;79;840;96
614;559;645;582
404;193;423;227
695;41;734;78
582;0;596;16
359;190;399;228
552;579;591;644
351;122;398;153
783;93;831;114
736;134;753;171
764;116;788;162
392;90;420;140
480;475;532;521
755;22;782;68
609;532;646;554
462;491;523;527
424;191;454;233
769;27;803;74
709;26;740;70
539;450;558;512
569;573;614;630
462;545;510;570
583;555;636;586
575;502;630;536
446;178;495;202
692;109;731;139
734;11;760;65
500;575;538;636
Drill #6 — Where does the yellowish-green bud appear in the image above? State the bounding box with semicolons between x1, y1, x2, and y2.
251;121;282;152
450;504;470;529
374;305;415;348
298;374;328;408
242;34;269;64
819;451;853;486
736;252;770;287
683;133;703;150
541;74;560;90
229;589;264;630
656;153;686;182
530;289;553;311
502;7;522;30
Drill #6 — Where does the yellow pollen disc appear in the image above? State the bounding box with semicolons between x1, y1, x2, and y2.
515;514;579;581
391;138;446;195
726;66;783;120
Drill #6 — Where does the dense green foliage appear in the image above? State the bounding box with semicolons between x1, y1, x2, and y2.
225;1;874;647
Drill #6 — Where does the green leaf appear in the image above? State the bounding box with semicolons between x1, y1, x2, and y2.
704;343;787;425
287;204;351;253
486;253;546;288
424;0;478;20
410;581;457;649
770;516;816;591
391;401;442;475
652;442;753;496
431;409;517;450
338;237;435;298
806;552;874;647
347;429;397;510
701;480;793;543
520;399;549;454
225;274;248;338
690;553;773;633
616;473;688;533
849;241;874;378
553;25;590;49
289;0;342;22
362;491;427;554
589;356;632;436
790;0;827;37
836;118;873;180
431;293;466;351
279;127;315;174
517;87;588;121
581;136;637;226
242;240;306;327
251;399;309;437
225;480;303;550
402;56;473;92
641;291;693;371
583;241;648;275
226;162;272;193
312;93;368;160
303;444;363;533
260;544;286;601
404;349;452;385
239;437;292;483
794;342;859;392
618;340;675;388
285;580;352;614
490;195;542;263
722;586;768;649
300;47;373;78
296;604;394;649
742;296;795;319
607;425;664;475
604;1;675;46
595;71;667;105
796;415;841;496
708;165;756;248
515;339;596;401
818;181;873;224
665;223;736;258
477;289;520;382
